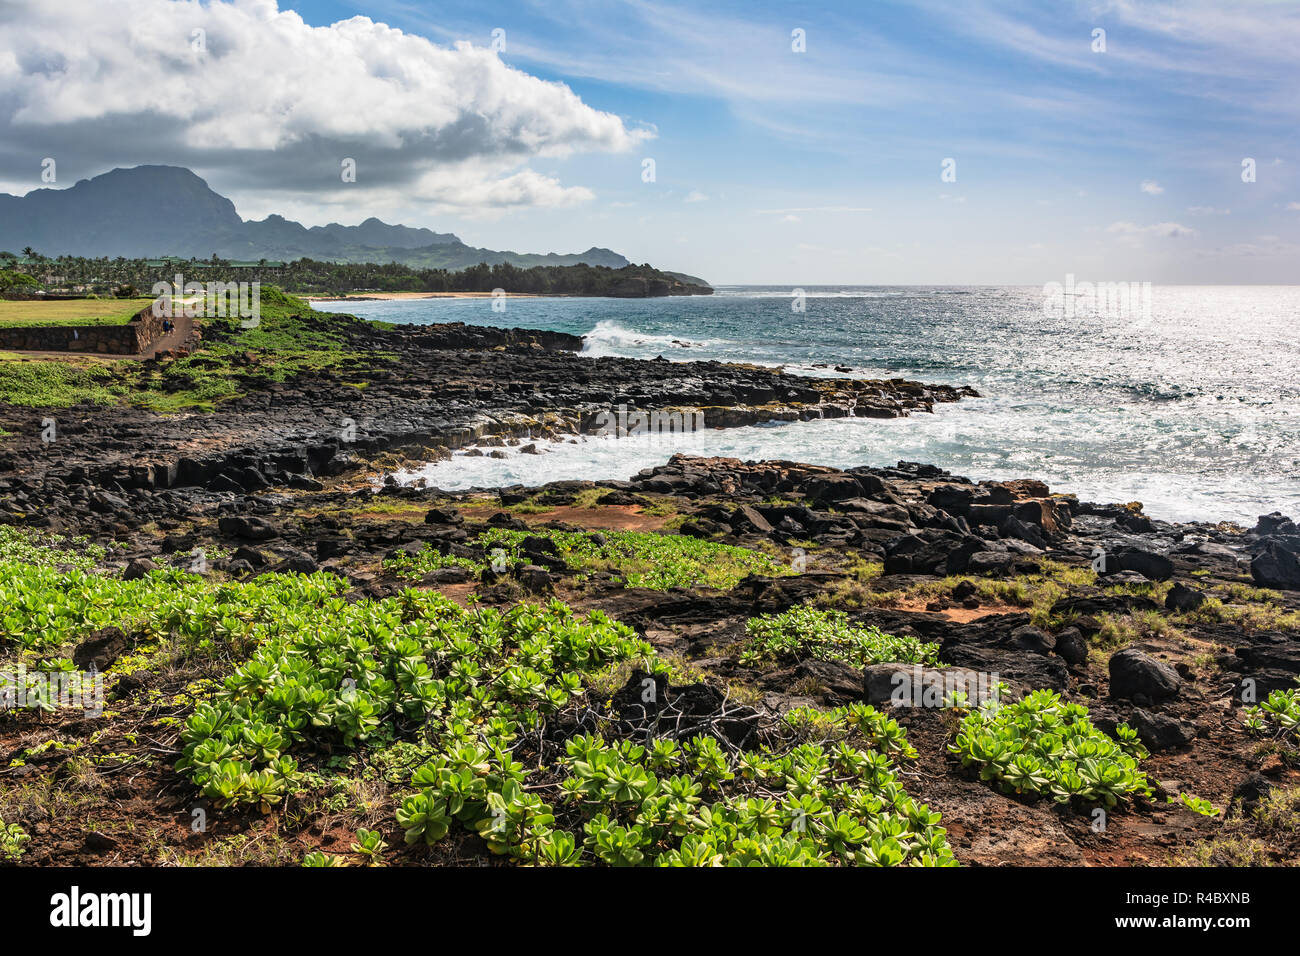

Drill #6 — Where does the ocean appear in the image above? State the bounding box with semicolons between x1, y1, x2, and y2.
338;285;1300;525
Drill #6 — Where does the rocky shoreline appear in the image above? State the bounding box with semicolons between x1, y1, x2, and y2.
0;317;973;518
2;316;1298;867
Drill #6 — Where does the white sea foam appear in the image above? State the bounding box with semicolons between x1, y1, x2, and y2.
580;319;719;357
390;400;1297;525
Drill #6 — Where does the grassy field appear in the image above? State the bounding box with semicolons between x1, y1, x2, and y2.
0;297;154;328
0;290;385;411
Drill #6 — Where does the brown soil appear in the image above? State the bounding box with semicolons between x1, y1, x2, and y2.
512;504;671;532
892;599;1022;623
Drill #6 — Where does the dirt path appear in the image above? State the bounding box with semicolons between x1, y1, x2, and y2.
134;313;194;359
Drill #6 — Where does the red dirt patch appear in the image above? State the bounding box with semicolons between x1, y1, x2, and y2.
511;504;670;532
892;599;1022;624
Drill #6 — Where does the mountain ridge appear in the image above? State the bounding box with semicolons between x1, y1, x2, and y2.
0;165;686;276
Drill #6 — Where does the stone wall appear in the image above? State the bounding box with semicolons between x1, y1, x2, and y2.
131;301;167;349
0;300;163;354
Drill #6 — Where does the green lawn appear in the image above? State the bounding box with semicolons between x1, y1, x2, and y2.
0;298;154;328
0;289;383;411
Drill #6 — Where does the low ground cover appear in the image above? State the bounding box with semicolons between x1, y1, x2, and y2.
0;357;127;407
1244;682;1300;743
949;689;1151;808
384;527;794;592
1;526;953;866
740;604;939;669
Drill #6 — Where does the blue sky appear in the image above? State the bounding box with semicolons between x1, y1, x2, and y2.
1;0;1297;283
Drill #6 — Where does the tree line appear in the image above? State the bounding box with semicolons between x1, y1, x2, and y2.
0;251;706;297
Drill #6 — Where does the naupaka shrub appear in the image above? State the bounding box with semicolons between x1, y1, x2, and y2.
382;547;480;581
0;552;357;657
176;590;650;812
168;572;954;865
741;604;939;669
949;689;1151;808
1243;680;1299;740
398;701;955;867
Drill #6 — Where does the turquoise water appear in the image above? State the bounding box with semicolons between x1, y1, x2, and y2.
338;286;1300;524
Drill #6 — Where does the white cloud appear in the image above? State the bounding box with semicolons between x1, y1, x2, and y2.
1107;220;1199;239
1104;0;1300;70
413;166;595;214
0;0;647;214
1287;202;1300;212
684;190;709;203
1140;180;1164;195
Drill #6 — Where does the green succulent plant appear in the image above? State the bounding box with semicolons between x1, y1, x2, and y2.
1169;793;1221;817
350;828;388;863
949;688;1151;810
741;604;939;669
1;818;30;861
1244;681;1300;740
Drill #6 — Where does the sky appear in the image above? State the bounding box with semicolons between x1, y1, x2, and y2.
0;0;1297;284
